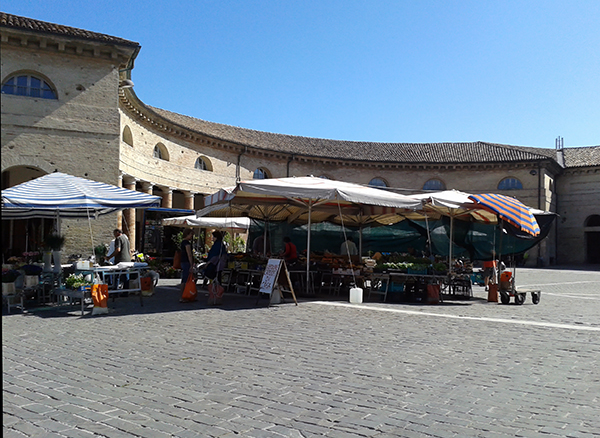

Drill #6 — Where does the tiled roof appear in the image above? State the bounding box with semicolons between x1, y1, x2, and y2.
149;106;560;165
0;12;139;47
563;146;600;167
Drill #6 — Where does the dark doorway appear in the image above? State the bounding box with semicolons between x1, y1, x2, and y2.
586;232;600;264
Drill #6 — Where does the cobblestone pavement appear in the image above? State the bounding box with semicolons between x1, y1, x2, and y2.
3;267;600;437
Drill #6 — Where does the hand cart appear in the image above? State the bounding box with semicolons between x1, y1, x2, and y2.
498;271;541;305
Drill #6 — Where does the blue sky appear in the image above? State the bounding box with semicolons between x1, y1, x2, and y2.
4;1;599;147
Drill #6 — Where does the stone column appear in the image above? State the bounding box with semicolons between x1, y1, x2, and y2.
116;174;123;229
123;176;137;252
161;187;173;209
184;191;195;210
141;181;154;195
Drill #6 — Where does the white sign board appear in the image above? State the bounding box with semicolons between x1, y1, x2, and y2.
259;259;283;295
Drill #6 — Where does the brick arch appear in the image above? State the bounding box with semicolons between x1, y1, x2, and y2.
1;164;49;190
1;156;55;175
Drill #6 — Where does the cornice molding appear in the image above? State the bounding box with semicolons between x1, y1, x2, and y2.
119;89;565;174
1;27;136;65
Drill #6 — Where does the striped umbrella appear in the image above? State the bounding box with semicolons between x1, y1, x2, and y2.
468;193;541;236
2;172;161;219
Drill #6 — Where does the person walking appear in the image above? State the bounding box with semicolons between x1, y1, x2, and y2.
179;228;195;295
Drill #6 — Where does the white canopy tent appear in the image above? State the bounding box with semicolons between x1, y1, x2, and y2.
162;215;251;233
197;176;423;292
411;189;499;268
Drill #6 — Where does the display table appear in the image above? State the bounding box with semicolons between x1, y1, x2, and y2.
368;271;446;303
228;269;264;295
54;262;148;315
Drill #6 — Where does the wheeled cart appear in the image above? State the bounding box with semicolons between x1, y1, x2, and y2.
498;271;541;305
499;287;541;305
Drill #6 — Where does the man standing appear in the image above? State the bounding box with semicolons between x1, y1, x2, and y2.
105;229;131;292
340;236;358;257
106;229;131;263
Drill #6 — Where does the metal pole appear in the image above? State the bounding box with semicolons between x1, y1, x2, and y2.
449;215;454;273
306;201;312;295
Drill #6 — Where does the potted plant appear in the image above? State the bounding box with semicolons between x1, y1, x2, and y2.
2;269;21;296
20;264;43;287
64;273;92;290
94;244;107;261
44;233;65;273
44;233;65;251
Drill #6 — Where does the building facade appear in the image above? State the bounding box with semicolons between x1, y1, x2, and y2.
2;12;599;265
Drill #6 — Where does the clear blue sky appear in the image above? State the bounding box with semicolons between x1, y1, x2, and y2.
4;1;599;148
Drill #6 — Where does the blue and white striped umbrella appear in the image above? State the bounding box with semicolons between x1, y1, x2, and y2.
1;172;161;219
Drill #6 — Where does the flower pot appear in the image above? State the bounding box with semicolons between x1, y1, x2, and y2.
24;275;39;288
43;251;53;272
52;251;62;273
2;282;16;296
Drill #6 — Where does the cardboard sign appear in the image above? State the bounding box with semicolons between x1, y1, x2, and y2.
259;259;283;295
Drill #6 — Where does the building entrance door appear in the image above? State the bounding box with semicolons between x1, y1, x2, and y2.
586;231;600;264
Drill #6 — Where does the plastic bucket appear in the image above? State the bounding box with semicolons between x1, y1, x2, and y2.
349;287;363;304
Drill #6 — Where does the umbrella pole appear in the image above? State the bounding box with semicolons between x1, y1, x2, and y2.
306;201;312;295
498;219;504;284
449;215;454;274
359;226;363;258
263;222;268;255
424;213;432;257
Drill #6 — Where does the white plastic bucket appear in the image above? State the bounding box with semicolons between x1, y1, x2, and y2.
349;287;363;304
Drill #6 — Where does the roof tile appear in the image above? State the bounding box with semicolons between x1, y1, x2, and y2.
0;12;139;47
149;106;565;165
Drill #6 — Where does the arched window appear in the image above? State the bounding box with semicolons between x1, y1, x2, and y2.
153;143;169;161
195;157;212;171
253;168;269;179
423;179;446;191
498;177;523;190
368;177;388;188
585;215;600;227
2;73;57;99
122;126;133;147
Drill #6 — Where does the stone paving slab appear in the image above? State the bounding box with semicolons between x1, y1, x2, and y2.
3;267;600;437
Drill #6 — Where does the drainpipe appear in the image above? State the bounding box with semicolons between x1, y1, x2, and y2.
236;146;248;182
537;162;542;266
119;45;141;79
287;154;295;177
537;162;542;210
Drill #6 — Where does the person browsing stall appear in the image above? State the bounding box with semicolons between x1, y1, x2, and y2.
252;234;271;256
206;231;228;283
483;258;498;291
281;236;298;264
340;236;358;256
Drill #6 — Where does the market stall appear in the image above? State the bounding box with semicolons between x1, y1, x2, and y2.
197;176;423;295
2;172;161;313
